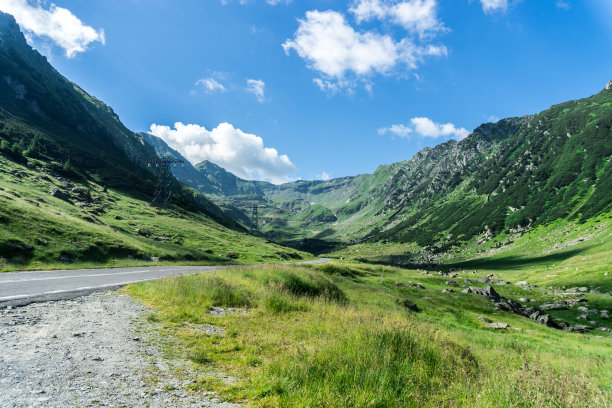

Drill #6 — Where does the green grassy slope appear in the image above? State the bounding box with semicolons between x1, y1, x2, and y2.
0;156;311;271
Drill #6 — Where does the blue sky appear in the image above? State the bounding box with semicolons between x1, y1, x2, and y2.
1;0;611;183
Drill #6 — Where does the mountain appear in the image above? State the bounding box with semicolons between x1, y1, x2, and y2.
144;83;612;255
0;12;309;268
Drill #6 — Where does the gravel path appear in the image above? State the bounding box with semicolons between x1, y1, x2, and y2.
0;292;239;408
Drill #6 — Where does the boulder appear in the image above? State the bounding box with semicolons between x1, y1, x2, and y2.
515;281;529;286
486;322;509;330
569;325;592;333
442;289;454;293
539;303;568;311
445;280;459;287
398;299;420;312
49;189;71;203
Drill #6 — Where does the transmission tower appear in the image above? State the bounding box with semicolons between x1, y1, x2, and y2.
250;204;267;237
147;157;184;208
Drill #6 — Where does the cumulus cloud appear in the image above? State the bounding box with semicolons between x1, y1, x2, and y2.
246;78;265;102
350;0;445;37
378;117;470;140
195;78;226;93
479;0;508;13
283;10;446;90
149;122;296;184
0;0;105;57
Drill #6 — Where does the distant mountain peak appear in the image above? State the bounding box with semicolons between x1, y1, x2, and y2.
606;79;612;90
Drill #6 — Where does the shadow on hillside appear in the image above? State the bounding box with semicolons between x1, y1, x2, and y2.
359;246;591;271
443;247;590;271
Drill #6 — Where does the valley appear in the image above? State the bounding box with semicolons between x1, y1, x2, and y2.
0;6;610;408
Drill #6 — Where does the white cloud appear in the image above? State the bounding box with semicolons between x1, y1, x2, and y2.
350;0;445;38
246;78;265;102
480;0;508;13
318;171;331;181
379;117;470;140
283;10;446;90
0;0;105;57
556;1;570;10
149;122;296;184
195;78;226;93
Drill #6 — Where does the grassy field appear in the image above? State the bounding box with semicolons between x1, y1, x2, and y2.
0;157;312;272
126;225;612;407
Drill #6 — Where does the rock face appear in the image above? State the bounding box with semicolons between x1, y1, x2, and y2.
607;79;612;90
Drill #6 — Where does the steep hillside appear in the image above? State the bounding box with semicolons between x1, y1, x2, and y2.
0;12;310;269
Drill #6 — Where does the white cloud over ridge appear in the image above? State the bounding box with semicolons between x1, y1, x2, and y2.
282;10;446;90
150;122;296;184
379;117;470;140
195;78;226;93
246;79;265;102
0;0;105;57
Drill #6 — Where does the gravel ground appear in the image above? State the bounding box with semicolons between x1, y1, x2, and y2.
0;291;239;408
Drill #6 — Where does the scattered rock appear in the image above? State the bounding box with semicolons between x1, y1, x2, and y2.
49;189;71;203
398;299;420;313
58;254;72;264
442;289;454;293
478;317;492;323
461;287;473;294
518;298;529;303
486;322;509;330
226;252;239;259
464;279;473;284
578;287;588;292
600;327;612;333
568;324;592;333
515;281;529;286
445;280;459;287
539;303;568;311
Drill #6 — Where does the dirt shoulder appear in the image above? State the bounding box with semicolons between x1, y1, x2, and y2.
0;291;238;408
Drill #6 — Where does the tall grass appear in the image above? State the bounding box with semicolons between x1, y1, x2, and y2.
127;264;610;407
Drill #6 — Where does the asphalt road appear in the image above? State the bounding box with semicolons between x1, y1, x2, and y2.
0;258;330;308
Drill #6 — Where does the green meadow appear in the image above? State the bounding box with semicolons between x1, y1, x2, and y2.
126;220;612;407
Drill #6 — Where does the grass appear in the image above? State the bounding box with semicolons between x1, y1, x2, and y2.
126;231;612;407
0;156;312;271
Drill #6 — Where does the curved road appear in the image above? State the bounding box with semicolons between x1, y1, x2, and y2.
0;259;330;308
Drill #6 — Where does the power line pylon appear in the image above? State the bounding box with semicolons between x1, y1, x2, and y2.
250;204;267;237
147;157;184;208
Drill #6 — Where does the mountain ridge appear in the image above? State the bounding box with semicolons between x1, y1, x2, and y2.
144;83;612;254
